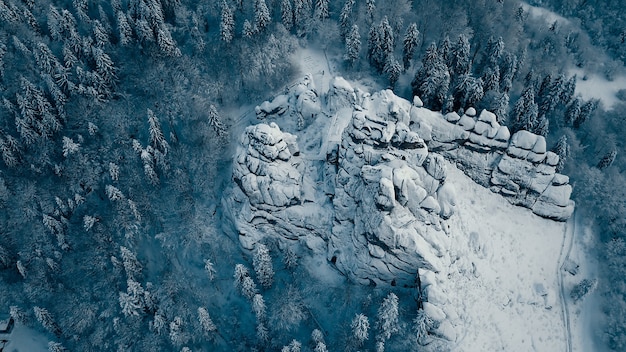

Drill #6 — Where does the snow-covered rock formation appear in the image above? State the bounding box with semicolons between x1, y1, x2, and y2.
413;105;574;220
224;75;575;344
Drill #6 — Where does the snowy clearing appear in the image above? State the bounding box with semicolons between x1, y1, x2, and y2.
444;162;567;351
569;68;626;110
521;2;570;26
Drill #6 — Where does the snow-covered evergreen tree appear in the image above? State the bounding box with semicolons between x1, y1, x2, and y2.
597;149;617;170
208;104;226;137
402;23;419;69
339;0;355;38
220;1;234;43
365;0;376;25
252;293;266;320
281;0;294;30
511;85;539;132
413;308;433;345
34;306;61;336
451;34;471;77
253;243;274;288
565;96;582;126
314;0;329;20
254;0;271;32
552;135;569;172
412;42;450;110
148;109;169;153
574;99;598;128
197;307;217;334
377;292;399;341
243;20;255;38
204;259;216;281
351;313;369;346
454;74;484;110
48;341;66;352
344;24;361;67
384;55;402;88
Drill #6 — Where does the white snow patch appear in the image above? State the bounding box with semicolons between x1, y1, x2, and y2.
521;2;569;26
569;68;626;110
443;161;567;351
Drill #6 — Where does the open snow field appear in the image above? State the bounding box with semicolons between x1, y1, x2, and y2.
569;68;626;110
444;163;567;351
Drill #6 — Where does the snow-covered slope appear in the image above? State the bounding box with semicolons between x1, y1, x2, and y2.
223;75;573;349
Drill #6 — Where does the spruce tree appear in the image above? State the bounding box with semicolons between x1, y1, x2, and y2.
344;24;361;67
314;0;329;20
351;313;370;346
384;55;402;88
220;1;234;43
254;0;271;32
377;293;399;341
281;0;294;30
411;42;450;110
339;0;355;39
253;243;274;288
552;135;569;172
511;85;539;132
451;34;471;77
402;23;419;69
597;149;617;170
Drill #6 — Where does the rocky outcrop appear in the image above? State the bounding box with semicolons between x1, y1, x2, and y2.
224;76;575;345
409;101;574;221
255;74;321;129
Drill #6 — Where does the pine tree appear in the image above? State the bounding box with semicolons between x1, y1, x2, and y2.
438;36;452;69
565;96;582;126
120;246;142;278
253;243;274;288
552;135;569;172
454;74;484;110
148;109;169;153
34;307;61;336
597;149;617;170
220;1;234;43
93;20;110;47
451;34;472;77
411;42;450;110
156;24;181;57
511;85;539;132
197;307;217;334
314;0;329;20
413;308;433;345
252;293;266;320
208;104;226;137
499;52;517;93
534;116;549;137
377;293;399;341
365;0;376;25
243;20;255;38
204;259;216;281
351;313;369;346
48;341;66;352
574;99;598;128
254;0;271;32
339;0;355;39
384;55;402;88
344;24;361;67
281;0;294;30
402;23;419;69
485;36;504;69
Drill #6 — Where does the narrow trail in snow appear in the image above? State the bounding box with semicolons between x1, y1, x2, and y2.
558;211;576;352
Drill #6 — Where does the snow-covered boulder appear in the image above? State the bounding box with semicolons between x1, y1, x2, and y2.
326;77;356;112
233;123;302;208
330;90;457;290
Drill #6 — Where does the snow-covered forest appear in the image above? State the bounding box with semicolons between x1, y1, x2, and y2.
0;0;624;351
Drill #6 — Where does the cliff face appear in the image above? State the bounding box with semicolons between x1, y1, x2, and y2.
223;76;574;343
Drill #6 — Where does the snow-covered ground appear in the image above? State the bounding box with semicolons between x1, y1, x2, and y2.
521;2;569;26
0;323;49;352
443;163;568;351
569;68;626;110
